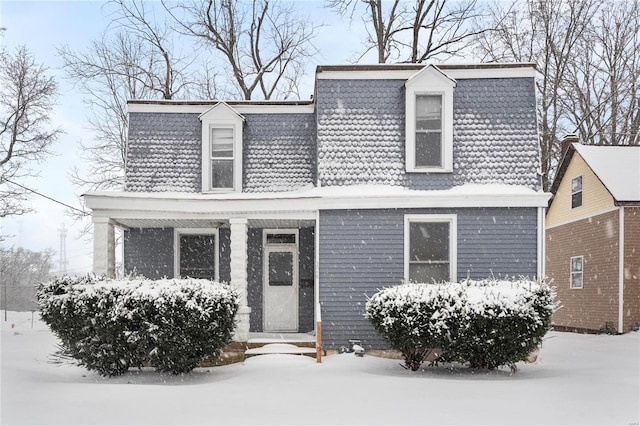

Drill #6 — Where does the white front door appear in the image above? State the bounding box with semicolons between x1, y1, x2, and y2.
263;243;298;332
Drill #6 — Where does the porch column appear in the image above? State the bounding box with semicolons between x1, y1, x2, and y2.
229;218;251;342
93;217;116;278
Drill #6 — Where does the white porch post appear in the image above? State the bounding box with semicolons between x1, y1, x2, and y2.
229;217;251;342
93;217;116;278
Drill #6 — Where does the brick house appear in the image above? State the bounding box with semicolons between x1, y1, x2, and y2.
84;63;550;348
546;139;640;333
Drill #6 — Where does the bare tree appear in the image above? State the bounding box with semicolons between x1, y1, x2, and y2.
474;0;598;190
327;0;485;63
0;45;61;217
59;1;196;199
562;0;640;147
167;0;319;100
0;247;54;312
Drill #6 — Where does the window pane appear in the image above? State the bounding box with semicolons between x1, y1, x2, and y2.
211;128;233;158
409;263;450;283
571;176;582;192
571;257;583;273
410;222;449;261
415;132;442;167
572;192;582;208
571;272;583;289
269;252;293;286
180;234;215;279
266;233;296;245
211;159;233;188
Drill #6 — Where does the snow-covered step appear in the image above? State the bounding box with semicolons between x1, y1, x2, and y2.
244;343;317;358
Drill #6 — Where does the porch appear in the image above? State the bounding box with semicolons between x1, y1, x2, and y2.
85;191;319;343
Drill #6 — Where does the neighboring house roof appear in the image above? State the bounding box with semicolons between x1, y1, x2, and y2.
551;143;640;204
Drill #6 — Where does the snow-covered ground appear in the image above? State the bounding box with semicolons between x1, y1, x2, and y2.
1;311;638;425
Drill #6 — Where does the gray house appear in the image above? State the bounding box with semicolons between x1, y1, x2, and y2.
84;64;550;349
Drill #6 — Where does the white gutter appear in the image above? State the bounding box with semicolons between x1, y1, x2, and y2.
618;207;625;333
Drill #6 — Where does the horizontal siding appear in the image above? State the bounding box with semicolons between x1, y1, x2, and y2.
124;228;174;279
319;208;538;349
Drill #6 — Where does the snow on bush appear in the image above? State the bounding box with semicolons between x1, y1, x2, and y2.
37;275;239;376
366;278;556;371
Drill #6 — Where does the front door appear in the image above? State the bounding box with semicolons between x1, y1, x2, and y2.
263;233;298;332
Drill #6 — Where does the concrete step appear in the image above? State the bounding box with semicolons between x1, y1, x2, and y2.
245;343;317;358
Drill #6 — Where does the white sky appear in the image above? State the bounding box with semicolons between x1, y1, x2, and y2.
0;0;370;275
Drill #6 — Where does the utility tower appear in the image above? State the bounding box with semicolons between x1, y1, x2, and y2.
58;223;67;275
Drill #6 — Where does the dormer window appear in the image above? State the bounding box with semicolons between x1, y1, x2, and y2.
415;94;443;167
200;103;244;193
405;65;455;173
210;127;235;189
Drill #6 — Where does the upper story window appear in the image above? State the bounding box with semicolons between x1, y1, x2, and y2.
415;94;443;167
571;175;582;208
199;103;244;193
405;65;456;173
210;127;234;189
404;214;457;283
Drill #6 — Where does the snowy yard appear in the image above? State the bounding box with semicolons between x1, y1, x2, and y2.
1;311;638;425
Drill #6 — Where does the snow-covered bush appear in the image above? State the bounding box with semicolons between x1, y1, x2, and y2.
366;279;556;371
37;275;239;376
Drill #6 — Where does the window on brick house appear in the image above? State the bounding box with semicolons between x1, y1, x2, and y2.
571;176;582;208
570;256;583;289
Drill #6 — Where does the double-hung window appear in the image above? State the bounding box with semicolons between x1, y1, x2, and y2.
570;256;583;289
571;176;582;209
405;215;457;283
415;94;443;168
210;127;234;189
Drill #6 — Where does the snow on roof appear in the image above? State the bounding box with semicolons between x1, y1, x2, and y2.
574;144;640;202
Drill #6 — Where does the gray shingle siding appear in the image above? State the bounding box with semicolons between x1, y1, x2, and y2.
318;207;538;349
124;228;174;279
316;78;541;190
126;113;201;192
243;114;316;192
125;112;315;193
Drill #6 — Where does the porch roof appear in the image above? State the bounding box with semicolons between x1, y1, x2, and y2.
84;183;551;228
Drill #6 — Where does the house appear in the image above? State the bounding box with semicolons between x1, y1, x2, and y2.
546;139;640;334
83;63;550;349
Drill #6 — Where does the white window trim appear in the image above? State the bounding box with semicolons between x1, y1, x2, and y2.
571;175;583;209
404;214;457;283
405;69;455;173
174;228;220;281
570;255;583;289
200;104;244;193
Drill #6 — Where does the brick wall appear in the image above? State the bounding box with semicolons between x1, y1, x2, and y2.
623;207;640;332
546;210;620;332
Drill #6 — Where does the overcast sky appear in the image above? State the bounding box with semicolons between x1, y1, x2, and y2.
0;0;367;275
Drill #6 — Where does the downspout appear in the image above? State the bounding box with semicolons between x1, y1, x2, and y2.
315;210;322;362
618;207;625;333
537;206;545;281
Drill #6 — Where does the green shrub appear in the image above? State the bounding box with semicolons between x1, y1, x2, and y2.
366;278;556;371
37;276;238;376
